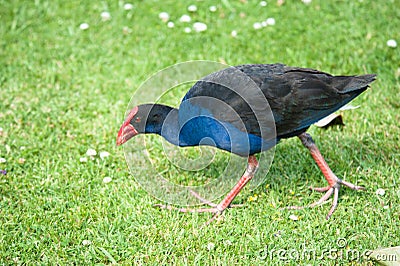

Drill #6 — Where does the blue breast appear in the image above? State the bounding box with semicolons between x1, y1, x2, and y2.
177;101;276;156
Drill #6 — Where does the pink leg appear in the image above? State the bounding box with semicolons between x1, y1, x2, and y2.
288;133;364;219
154;156;259;225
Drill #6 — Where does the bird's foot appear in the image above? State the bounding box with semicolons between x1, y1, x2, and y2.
294;133;365;219
287;179;365;219
153;189;243;226
154;156;258;226
310;179;364;193
153;203;244;226
153;203;223;226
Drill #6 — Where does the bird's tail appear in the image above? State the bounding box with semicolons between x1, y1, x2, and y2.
334;74;377;94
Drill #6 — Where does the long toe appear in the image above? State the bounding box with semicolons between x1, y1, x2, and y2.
309;185;331;193
153;204;221;213
339;179;365;191
286;179;364;219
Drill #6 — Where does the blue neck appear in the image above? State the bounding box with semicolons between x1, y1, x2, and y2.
145;107;184;146
143;104;276;156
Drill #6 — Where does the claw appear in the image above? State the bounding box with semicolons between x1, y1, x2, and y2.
286;179;361;219
153;156;259;226
288;133;365;219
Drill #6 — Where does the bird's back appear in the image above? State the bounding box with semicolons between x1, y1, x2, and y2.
237;64;376;138
182;64;376;140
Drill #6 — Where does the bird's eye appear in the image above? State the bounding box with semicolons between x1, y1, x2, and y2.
135;117;141;123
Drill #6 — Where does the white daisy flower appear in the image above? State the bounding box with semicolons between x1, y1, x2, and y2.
103;177;112;183
387;39;397;48
253;22;262;30
99;151;110;160
266;17;275;26
193;22;207;32
224;240;232;246
101;11;111;21
123;3;134;10
188;5;197;12
79;23;89;30
159;12;169;22
86;148;97;156
82;240;91;246
376;188;385;196
179;14;191;23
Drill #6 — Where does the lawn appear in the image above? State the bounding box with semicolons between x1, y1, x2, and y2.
1;0;399;265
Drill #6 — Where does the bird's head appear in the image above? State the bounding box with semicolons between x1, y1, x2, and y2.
116;104;172;146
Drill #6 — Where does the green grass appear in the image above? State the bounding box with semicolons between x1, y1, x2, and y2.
1;0;399;264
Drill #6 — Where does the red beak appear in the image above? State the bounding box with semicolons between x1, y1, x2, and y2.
116;123;138;146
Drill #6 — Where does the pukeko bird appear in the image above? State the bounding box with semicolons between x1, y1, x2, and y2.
117;63;376;224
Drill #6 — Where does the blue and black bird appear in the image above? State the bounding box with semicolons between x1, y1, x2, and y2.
117;64;376;223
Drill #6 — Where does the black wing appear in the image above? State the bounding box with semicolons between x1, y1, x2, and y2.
182;64;376;139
